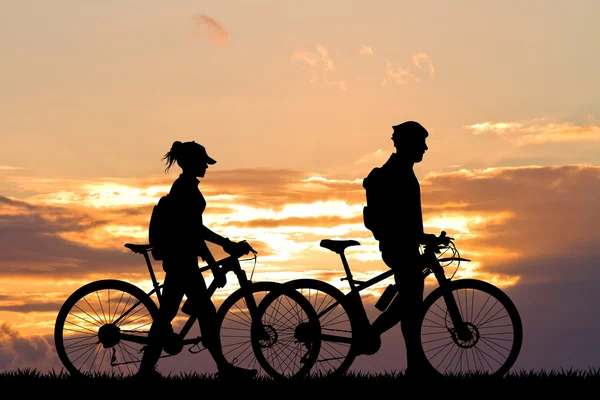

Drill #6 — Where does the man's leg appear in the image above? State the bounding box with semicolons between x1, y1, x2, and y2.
370;242;406;337
398;266;430;377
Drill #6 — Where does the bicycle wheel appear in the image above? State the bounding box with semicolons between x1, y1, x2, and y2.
216;281;320;380
251;283;322;381
54;279;158;378
419;278;523;377
283;279;357;378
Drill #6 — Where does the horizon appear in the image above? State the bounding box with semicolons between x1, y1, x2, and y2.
1;0;599;376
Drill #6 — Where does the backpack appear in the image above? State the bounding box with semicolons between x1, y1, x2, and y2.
362;167;388;240
148;194;173;260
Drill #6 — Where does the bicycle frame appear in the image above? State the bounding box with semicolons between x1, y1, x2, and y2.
120;244;259;355
317;237;472;344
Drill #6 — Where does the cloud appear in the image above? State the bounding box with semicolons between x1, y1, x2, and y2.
3;164;599;285
381;52;436;86
381;62;420;86
412;52;435;78
0;194;148;278
421;165;600;280
0;324;58;372
290;44;347;90
0;166;23;172
2;164;600;373
465;118;600;146
190;15;229;47
359;45;374;56
290;51;320;67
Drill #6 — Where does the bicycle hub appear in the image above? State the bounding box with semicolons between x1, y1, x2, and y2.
450;322;480;348
97;324;121;348
294;322;316;344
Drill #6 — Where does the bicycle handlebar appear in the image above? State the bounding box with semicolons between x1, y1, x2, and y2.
422;231;455;254
224;240;257;259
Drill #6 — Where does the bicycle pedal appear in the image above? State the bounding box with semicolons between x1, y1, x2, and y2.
188;343;205;354
357;336;381;355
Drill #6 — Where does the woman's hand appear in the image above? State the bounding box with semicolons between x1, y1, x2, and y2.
223;239;256;257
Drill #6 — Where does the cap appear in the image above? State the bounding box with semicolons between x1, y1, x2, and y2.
186;141;216;164
392;121;429;140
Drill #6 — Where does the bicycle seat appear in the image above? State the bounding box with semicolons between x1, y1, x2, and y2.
124;243;153;254
320;239;360;254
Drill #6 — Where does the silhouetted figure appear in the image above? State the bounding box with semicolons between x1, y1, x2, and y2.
137;140;258;380
364;121;444;378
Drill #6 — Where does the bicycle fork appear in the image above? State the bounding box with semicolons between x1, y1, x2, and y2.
429;258;472;342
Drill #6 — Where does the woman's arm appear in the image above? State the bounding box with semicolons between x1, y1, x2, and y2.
200;225;231;247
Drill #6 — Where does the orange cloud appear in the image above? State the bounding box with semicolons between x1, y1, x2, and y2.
2;164;600;373
290;44;347;90
359;45;374;56
382;53;435;86
381;62;420;85
190;15;229;47
4;164;599;287
465;118;600;145
412;52;436;78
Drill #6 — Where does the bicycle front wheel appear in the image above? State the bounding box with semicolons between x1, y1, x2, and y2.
284;279;357;378
216;281;320;380
419;279;523;377
54;279;158;378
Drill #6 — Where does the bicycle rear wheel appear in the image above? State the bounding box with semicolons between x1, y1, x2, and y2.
419;279;523;377
251;283;321;380
283;279;357;378
216;281;320;380
54;279;158;378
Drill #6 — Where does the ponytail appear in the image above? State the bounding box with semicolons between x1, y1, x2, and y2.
162;141;183;173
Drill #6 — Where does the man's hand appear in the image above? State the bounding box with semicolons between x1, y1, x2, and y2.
422;233;438;246
212;267;227;289
422;232;452;247
437;235;451;246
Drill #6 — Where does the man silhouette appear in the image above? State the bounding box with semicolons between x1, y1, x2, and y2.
365;121;445;378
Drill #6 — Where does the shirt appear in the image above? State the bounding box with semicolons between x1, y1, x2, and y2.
378;153;424;246
166;173;212;261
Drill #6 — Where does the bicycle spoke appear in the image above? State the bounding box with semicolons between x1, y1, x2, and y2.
55;280;156;378
420;281;521;377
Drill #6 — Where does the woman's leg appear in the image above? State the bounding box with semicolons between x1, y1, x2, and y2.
178;267;223;364
180;266;256;378
139;268;184;375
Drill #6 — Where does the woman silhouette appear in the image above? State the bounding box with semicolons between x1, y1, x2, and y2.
138;140;257;380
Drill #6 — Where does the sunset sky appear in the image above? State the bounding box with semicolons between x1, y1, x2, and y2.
1;0;599;375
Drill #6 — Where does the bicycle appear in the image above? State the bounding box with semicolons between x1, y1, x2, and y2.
54;241;321;381
283;231;523;378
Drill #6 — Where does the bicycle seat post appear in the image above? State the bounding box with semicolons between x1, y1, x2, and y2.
142;250;162;303
338;251;357;290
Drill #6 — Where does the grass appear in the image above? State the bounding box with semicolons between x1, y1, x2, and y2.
2;368;599;394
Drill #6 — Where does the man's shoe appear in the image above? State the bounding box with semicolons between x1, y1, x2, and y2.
133;367;164;381
404;365;441;381
217;365;258;381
